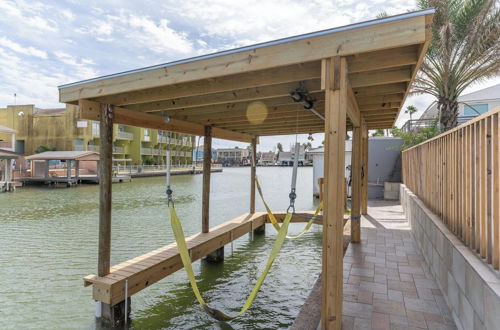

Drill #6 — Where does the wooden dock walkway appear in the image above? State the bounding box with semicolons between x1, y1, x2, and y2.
84;211;322;306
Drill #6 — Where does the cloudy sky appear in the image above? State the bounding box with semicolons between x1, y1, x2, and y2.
1;0;497;152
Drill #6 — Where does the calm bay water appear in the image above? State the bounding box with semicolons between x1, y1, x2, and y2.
0;167;322;330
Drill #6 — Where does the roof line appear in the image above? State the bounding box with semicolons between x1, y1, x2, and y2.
58;9;434;89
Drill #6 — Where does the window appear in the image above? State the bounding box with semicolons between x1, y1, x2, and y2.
464;104;488;116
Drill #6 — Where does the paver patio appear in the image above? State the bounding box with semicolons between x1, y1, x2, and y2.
342;200;457;330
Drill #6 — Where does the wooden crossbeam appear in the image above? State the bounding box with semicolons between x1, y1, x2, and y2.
219;118;323;130
79;99;254;143
164;94;324;118
361;109;398;116
356;93;404;105
347;87;361;127
359;102;400;111
203;112;321;126
350;68;412;88
347;45;419;73
91;62;321;106
353;82;407;97
126;79;322;112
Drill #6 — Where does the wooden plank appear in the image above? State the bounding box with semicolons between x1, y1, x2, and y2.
126;79;322;112
250;137;257;213
480;119;487;257
202;126;212;233
347;45;419;73
493;113;500;269
349;68;411;88
351;125;362;242
98;104;113;277
359;102;400;111
322;56;347;330
79;99;254;143
353;82;407;97
356;93;404;105
487;117;493;264
60;14;430;103
347;87;361;127
361;124;369;214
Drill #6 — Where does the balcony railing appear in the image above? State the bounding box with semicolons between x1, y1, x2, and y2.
113;146;124;153
158;135;168;143
116;131;134;140
87;145;99;152
141;147;152;154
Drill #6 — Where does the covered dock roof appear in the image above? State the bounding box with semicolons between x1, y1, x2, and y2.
0;125;17;134
25;151;100;161
0;149;20;160
59;10;433;142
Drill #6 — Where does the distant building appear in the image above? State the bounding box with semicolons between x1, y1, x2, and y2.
259;151;276;165
192;145;217;163
408;84;500;131
277;145;305;166
216;148;249;166
0;104;195;166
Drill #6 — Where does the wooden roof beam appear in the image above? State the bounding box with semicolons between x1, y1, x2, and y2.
356;93;404;105
127;79;322;113
92;62;322;107
349;67;412;88
347;45;419;73
79;99;254;143
353;82;407;97
163;94;324;118
359;102;400;111
347;87;361;127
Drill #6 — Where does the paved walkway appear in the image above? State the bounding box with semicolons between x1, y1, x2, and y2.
342;200;457;330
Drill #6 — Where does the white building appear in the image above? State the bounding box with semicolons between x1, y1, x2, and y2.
309;140;352;197
420;84;500;124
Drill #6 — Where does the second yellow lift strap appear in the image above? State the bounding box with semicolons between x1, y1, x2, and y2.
168;205;293;321
255;177;323;239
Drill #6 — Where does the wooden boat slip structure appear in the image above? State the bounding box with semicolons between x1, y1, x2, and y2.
59;9;433;329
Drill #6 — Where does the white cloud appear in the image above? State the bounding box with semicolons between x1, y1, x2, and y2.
0;37;48;59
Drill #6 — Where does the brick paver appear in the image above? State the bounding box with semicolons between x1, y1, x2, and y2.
342;201;457;330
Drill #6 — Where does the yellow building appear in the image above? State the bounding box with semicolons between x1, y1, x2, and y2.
0;104;194;165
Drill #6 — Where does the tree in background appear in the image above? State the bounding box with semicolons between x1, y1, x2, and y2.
302;141;312;151
35;145;56;153
405;105;418;121
413;0;499;131
371;129;385;137
391;121;440;149
276;142;283;152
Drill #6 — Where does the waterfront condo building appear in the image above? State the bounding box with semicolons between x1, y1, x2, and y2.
0;104;195;165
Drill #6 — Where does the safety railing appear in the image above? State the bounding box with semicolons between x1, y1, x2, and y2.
402;107;500;270
116;131;134;140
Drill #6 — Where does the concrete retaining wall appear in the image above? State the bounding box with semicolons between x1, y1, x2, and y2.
400;184;500;330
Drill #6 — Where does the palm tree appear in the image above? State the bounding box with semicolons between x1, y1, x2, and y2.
413;0;499;131
405;105;418;121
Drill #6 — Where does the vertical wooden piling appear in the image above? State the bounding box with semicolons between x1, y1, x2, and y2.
202;126;212;234
351;125;362;243
250;136;257;213
361;125;369;214
322;56;347;330
98;104;113;277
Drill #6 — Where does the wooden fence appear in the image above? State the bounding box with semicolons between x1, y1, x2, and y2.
402;107;500;270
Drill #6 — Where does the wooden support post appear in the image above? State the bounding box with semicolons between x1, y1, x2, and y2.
321;56;347;330
202;126;212;234
250;137;257;213
98;104;113;277
361;126;369;214
44;160;49;179
66;160;72;187
75;160;80;182
351;125;362;243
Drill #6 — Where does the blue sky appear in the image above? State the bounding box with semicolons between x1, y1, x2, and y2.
1;0;498;151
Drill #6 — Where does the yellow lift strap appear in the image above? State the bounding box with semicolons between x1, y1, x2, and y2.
168;205;293;321
255;177;323;239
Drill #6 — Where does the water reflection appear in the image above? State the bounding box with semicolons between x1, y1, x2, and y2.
0;167;321;329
